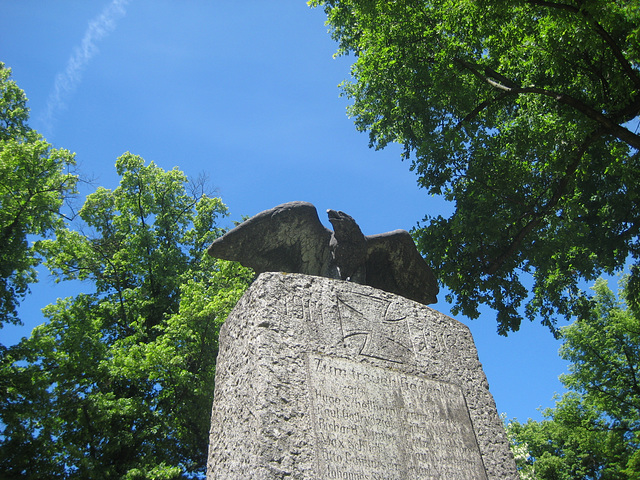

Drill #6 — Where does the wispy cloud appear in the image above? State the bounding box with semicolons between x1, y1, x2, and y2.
40;0;131;136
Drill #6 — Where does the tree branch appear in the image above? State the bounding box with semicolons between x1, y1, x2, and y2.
527;0;640;90
485;129;601;275
456;58;640;150
455;59;519;92
455;91;511;130
518;86;640;150
619;338;640;398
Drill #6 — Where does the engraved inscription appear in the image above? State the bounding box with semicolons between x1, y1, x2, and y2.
285;293;334;345
308;355;488;479
407;320;460;358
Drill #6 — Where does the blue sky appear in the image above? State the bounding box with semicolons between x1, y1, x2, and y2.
1;0;569;423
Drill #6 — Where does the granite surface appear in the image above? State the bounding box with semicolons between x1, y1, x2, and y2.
206;272;518;479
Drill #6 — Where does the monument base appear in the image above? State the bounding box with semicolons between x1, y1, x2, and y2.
207;272;518;479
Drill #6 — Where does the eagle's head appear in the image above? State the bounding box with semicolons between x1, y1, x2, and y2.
327;209;364;243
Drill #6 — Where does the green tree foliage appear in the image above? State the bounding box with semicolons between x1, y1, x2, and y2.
507;279;640;478
311;0;640;334
0;62;77;331
0;153;252;479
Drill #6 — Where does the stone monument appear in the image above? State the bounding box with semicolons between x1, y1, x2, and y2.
206;203;518;479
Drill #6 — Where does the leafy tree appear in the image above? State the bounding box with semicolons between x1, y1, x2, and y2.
0;62;77;331
507;278;640;478
311;0;640;334
0;154;252;479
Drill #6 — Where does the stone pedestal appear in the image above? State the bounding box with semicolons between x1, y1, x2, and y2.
207;272;518;479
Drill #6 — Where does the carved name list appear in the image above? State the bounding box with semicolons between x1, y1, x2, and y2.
307;354;488;480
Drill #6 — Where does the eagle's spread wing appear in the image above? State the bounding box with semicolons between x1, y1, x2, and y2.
207;201;333;276
365;230;438;305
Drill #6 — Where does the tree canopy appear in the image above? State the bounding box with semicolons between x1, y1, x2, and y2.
0;154;252;479
311;0;640;334
0;62;77;332
508;278;640;478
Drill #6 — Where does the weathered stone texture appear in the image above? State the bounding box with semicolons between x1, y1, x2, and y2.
207;272;518;479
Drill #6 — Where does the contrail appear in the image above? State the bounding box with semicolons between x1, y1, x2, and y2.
40;0;131;136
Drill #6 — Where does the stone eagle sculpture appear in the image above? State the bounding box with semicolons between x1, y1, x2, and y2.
207;201;438;305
